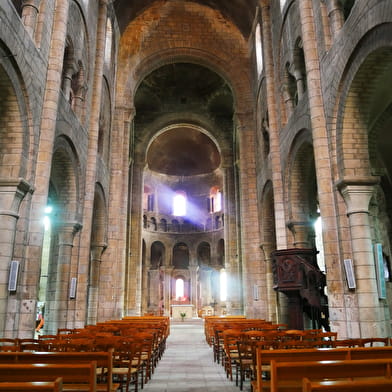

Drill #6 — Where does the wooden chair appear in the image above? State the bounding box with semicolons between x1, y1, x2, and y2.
332;339;365;348
222;329;243;383
237;340;255;391
133;332;155;385
361;337;390;347
19;339;41;352
112;340;143;392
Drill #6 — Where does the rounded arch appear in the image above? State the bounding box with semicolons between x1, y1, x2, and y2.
172;242;189;269
144;123;222;176
285;129;318;247
50;136;81;222
197;241;211;267
134;113;233;169
217;238;225;267
0;44;31;179
115;0;253;116
127;48;251;117
91;183;108;247
260;180;276;250
335;24;392;180
151;241;165;269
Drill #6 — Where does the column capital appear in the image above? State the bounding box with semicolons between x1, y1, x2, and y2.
336;177;379;215
22;0;40;9
56;221;83;246
91;243;107;261
0;178;34;216
260;242;275;260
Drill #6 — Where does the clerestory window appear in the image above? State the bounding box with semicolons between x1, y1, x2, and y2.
173;191;186;216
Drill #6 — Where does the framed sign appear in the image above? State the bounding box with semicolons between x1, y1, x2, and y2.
374;243;386;299
343;259;356;289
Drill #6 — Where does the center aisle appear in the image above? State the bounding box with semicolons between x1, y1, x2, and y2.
143;318;247;392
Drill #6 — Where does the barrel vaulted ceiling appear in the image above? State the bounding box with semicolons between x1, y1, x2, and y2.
113;0;258;38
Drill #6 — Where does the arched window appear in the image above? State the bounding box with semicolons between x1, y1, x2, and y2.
176;278;184;299
314;213;325;273
173;191;186;216
208;187;222;213
255;23;263;76
104;18;113;65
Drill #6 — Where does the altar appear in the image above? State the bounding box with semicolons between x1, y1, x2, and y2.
171;304;194;320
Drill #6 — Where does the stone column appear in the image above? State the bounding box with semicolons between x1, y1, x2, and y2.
221;165;242;314
75;0;109;326
61;64;75;103
325;0;344;40
338;179;388;337
125;160;144;315
142;243;151;313
86;244;106;325
189;265;198;317
0;179;32;332
147;269;160;314
287;221;313;248
21;0;40;38
260;1;288;249
297;0;342;333
260;242;278;323
163;266;173;316
20;0;70;337
260;1;289;322
52;221;81;333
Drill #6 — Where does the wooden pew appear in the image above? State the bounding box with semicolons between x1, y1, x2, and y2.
253;345;392;392
0;351;118;392
0;377;63;391
268;358;392;392
302;376;392;392
0;363;97;392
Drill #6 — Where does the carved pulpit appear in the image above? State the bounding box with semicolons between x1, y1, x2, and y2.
271;248;329;330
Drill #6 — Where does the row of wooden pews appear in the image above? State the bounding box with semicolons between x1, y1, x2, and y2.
204;316;392;392
0;315;170;392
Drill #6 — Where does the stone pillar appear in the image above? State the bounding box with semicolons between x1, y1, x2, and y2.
293;69;305;101
221;165;242;314
260;2;288;249
163;266;173;316
0;179;32;332
325;0;344;40
260;1;289;322
338;179;389;337
287;221;313;248
142;243;151;313
282;84;294;117
189;265;198;317
260;242;278;323
86;244;106;325
147;269;160;314
51;221;81;333
297;0;343;333
75;0;109;326
72;83;87;119
61;64;75;103
21;0;40;38
20;0;70;338
125;160;144;315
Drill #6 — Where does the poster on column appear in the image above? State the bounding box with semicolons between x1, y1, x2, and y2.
374;243;386;299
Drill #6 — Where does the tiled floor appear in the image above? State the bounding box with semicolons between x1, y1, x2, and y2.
142;318;250;392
